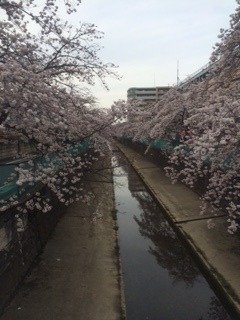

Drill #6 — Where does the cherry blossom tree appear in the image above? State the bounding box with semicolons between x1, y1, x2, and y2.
116;3;240;233
0;0;124;212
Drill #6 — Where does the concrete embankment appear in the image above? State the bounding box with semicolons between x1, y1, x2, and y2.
1;152;124;320
115;141;240;319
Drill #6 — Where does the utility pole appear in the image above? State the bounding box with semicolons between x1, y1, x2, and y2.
177;60;180;86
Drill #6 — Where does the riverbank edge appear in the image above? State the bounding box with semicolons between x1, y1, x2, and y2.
110;151;127;320
115;141;240;319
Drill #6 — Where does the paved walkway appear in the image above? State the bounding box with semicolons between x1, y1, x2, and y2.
1;154;124;320
116;141;240;318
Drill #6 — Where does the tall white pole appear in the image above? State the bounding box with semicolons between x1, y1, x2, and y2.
177;60;180;86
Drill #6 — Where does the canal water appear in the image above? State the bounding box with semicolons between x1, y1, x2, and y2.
112;151;233;320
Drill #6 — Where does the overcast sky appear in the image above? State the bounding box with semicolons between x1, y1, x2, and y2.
76;0;238;108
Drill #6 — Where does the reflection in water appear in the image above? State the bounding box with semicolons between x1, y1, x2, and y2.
133;191;199;286
207;296;231;320
113;152;232;320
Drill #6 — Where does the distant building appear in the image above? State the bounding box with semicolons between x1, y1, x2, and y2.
126;86;171;122
127;86;171;105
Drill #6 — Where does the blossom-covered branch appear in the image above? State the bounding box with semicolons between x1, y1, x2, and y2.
116;3;240;233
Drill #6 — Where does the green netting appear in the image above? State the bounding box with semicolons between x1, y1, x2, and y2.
0;141;91;203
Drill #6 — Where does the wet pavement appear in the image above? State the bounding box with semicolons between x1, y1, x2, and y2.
114;141;240;319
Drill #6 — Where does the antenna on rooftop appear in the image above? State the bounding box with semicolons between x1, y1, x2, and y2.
177;60;180;86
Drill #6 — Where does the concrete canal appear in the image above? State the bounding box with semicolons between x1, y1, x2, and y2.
112;150;234;320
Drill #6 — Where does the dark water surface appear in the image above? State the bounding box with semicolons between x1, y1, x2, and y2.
112;152;233;320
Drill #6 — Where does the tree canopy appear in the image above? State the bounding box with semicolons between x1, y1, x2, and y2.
0;0;123;212
116;3;240;233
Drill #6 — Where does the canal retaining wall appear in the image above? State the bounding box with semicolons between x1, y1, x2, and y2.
0;141;34;161
0;151;124;320
0;191;63;315
115;140;240;319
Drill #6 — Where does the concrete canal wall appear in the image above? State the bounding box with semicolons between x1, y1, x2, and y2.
0;142;89;315
0;193;63;315
0;136;98;315
0;151;124;320
115;140;240;319
0;142;66;314
0;141;34;161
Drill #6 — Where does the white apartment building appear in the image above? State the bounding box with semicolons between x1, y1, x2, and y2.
127;86;171;105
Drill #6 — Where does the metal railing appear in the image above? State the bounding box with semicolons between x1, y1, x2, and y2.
178;62;213;87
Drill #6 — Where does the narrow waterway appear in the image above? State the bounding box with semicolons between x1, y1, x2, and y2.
112;150;233;320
